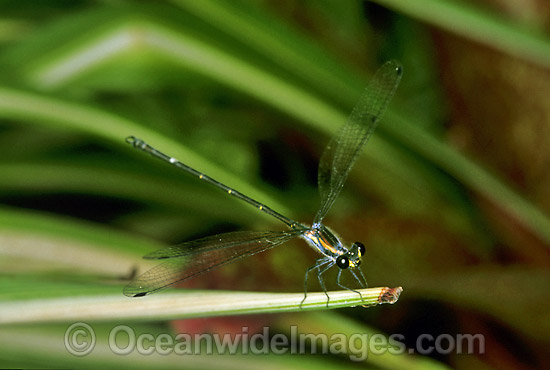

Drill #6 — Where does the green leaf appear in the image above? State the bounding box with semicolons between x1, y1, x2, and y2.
0;286;402;323
371;0;550;68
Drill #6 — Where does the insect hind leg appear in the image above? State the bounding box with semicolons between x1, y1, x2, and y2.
301;257;333;308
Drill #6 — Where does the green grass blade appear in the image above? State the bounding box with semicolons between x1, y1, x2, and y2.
0;287;402;324
0;207;160;274
371;0;550;68
385;111;550;244
11;13;548;245
0;86;292;219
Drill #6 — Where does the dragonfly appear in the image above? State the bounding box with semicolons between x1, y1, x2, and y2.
124;60;402;306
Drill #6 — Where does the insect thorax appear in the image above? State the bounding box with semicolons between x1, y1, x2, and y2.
302;224;346;259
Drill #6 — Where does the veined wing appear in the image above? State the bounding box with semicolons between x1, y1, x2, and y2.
314;60;402;225
123;229;302;297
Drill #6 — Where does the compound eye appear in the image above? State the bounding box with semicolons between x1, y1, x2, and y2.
354;242;365;256
336;255;349;269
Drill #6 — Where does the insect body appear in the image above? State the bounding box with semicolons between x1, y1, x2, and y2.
124;60;402;306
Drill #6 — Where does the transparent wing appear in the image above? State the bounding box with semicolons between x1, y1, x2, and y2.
123;230;302;297
314;60;402;225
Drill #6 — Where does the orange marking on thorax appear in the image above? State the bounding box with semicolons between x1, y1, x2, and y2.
305;229;342;256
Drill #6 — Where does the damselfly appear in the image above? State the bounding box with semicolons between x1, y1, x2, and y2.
124;60;402;306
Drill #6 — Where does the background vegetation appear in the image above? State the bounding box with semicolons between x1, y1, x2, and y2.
1;0;549;369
